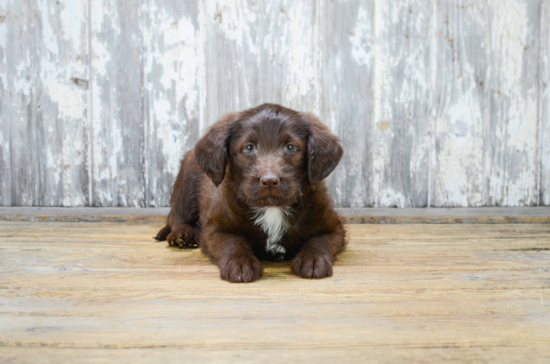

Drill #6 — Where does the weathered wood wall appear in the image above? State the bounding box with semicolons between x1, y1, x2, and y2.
0;0;548;207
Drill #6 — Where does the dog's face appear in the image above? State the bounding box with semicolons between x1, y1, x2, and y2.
195;104;343;207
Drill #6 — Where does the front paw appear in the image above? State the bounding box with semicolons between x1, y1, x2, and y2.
220;253;263;283
291;252;333;279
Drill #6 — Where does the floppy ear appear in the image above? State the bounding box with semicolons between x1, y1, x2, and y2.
301;112;343;184
194;112;238;186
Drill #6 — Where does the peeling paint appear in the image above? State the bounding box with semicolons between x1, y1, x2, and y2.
143;1;200;207
0;0;548;207
350;7;372;67
542;1;550;205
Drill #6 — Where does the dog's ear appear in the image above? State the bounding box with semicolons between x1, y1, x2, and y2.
194;113;238;186
301;112;343;184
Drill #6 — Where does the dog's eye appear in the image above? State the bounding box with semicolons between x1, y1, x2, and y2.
285;144;296;153
243;144;255;153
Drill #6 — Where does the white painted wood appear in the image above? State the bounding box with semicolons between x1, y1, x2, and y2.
371;0;431;207
90;0;145;207
203;0;320;124
142;0;201;207
431;0;488;207
541;0;550;206
0;0;37;206
485;0;540;207
0;0;89;207
0;0;548;207
321;0;374;208
35;0;90;206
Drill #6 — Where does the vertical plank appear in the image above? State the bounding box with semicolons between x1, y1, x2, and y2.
320;0;374;207
34;0;89;206
203;0;320;125
142;0;201;207
541;0;550;206
485;0;540;206
90;0;145;207
431;0;487;207
372;0;431;207
0;0;37;206
0;0;13;205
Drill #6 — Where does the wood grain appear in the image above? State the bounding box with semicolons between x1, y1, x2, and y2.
142;0;201;207
372;0;431;208
203;0;320;122
321;0;374;208
541;0;550;206
90;0;145;207
1;206;550;224
38;0;90;207
0;221;549;363
485;0;541;207
431;0;487;207
0;0;91;207
0;0;38;206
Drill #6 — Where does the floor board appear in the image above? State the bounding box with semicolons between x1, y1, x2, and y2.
1;206;550;224
0;222;549;363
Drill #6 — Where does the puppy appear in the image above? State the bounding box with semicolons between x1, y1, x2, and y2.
155;104;346;283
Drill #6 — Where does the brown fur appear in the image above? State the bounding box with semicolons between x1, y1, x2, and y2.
155;104;346;283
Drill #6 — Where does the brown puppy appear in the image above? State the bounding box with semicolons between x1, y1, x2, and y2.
155;104;345;283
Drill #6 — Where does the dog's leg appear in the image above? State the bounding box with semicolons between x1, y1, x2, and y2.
156;151;202;249
202;231;263;283
291;223;346;279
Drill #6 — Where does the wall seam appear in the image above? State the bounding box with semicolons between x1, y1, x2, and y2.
427;0;437;208
372;0;381;207
31;0;40;206
536;0;544;206
315;0;323;116
198;0;207;135
483;3;491;206
86;0;94;207
140;0;147;207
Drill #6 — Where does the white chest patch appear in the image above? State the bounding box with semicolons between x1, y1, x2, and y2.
251;207;291;255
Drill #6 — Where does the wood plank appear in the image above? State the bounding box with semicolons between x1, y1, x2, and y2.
1;347;548;364
320;0;374;207
0;0;37;206
541;0;550;206
372;0;431;207
90;0;145;207
0;1;12;206
1;207;550;224
142;0;201;207
485;0;541;206
0;222;549;363
0;0;89;207
34;0;90;206
431;0;487;207
203;0;320;124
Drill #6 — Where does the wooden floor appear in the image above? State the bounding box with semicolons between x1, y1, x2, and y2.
1;221;549;363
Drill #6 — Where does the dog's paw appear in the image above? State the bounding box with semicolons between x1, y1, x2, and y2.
219;253;263;283
291;252;333;279
166;224;200;249
155;226;171;241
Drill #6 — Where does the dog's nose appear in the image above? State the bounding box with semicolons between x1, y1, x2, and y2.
260;175;279;189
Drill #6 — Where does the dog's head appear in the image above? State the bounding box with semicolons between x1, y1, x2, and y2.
195;104;343;207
